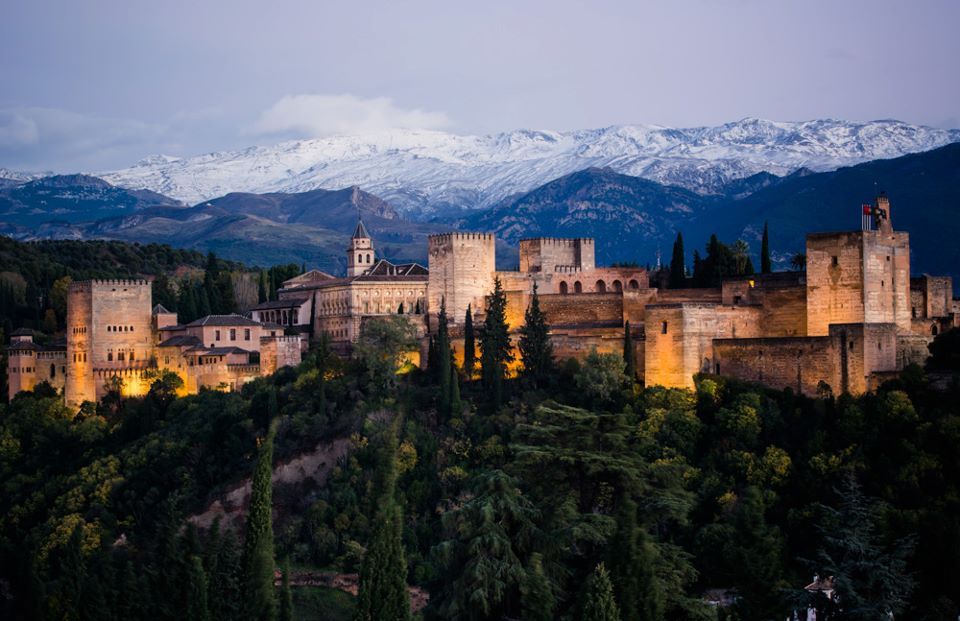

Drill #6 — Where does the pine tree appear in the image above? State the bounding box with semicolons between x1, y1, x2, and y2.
197;286;213;318
241;425;277;621
623;322;636;383
258;271;269;304
186;556;211;621
521;553;556;621
463;304;476;379
518;282;552;387
179;283;198;323
218;273;237;314
760;222;771;274
581;563;621;621
668;232;685;288
479;277;513;409
279;559;294;621
355;421;411;621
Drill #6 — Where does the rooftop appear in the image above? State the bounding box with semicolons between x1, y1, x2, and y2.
250;297;310;311
184;314;261;328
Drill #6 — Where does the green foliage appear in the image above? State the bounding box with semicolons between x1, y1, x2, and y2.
575;350;628;405
669;232;686;288
518;283;553;387
279;559;294;621
623;322;636;383
581;563;621;621
692;234;755;286
187;555;212;621
760;222;771;274
928;327;960;370
242;425;277;621
353;316;417;394
479;277;513;408
608;499;660;621
463;305;476;379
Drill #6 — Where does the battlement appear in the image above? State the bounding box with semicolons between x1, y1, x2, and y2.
428;232;496;243
554;266;584;273
260;335;300;343
519;237;595;246
69;279;150;292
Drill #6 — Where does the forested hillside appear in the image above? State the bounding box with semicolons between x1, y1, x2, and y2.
2;299;959;620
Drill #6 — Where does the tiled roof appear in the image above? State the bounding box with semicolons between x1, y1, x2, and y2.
184;314;261;327
157;335;202;348
186;346;252;356
152;304;173;314
250;298;310;311
11;328;34;337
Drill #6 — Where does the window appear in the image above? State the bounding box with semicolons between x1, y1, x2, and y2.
596;280;606;293
574;281;582;294
129;350;135;361
715;362;720;374
661;321;668;334
230;328;236;340
629;279;639;290
832;256;839;267
244;329;251;341
118;352;125;361
215;330;221;341
107;351;113;361
559;282;568;294
50;364;56;378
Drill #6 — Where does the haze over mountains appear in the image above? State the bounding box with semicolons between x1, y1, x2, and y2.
1;118;959;278
98;119;960;217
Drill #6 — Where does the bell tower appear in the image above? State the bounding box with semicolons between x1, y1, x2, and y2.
347;219;374;277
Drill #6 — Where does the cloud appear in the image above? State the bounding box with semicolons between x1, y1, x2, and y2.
249;94;452;138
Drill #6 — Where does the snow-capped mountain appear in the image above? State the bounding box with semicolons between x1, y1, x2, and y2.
99;118;960;218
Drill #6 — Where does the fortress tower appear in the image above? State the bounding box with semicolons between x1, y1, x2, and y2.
427;232;496;324
519;238;596;273
65;280;153;407
805;194;911;336
347;220;375;278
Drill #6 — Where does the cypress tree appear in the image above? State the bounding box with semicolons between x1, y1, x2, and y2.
449;363;462;417
608;499;660;621
209;527;241;621
668;232;685;288
186;556;211;621
623;322;636;383
581;563;621;621
218;273;237;314
436;298;451;415
278;559;294;621
760;222;771;274
197;286;212;318
355;421;411;621
258;271;269;304
463;304;476;379
479;277;513;409
241;425;277;621
179;283;198;323
518;282;552;387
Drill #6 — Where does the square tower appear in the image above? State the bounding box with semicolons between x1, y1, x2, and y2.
427;233;496;324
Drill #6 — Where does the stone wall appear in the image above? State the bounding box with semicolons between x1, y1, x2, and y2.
519;238;595;273
260;336;303;376
643;303;718;390
713;336;837;396
911;275;953;319
538;293;624;327
428;233;496;325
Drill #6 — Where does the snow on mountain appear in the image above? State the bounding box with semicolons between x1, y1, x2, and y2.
99;119;960;218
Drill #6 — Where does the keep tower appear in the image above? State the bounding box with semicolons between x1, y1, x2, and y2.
347;219;374;278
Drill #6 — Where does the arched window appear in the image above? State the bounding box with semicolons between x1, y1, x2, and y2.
629;279;639;290
50;363;56;378
595;280;606;293
612;280;623;292
367;253;371;263
933;324;939;336
559;281;568;295
574;281;583;294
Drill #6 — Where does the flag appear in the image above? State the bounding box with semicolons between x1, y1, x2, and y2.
862;204;873;215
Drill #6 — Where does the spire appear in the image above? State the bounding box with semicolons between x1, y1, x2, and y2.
352;218;370;239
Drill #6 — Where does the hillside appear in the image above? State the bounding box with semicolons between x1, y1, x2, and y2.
97;119;960;217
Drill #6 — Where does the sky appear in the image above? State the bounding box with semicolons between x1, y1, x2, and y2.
1;0;958;172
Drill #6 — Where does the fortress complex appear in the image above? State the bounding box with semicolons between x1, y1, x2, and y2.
7;279;302;407
7;194;958;405
419;193;957;395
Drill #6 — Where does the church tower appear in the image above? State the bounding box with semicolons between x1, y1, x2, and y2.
347;219;374;277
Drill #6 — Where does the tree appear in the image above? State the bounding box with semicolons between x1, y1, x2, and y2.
811;477;915;620
258;271;269;304
436;298;452;415
521;552;556;621
609;499;660;621
575;350;628;406
791;253;806;271
49;275;73;327
668;233;685;288
355;421;411;621
186;555;211;621
353;316;417;393
927;327;960;369
279;559;294;621
760;222;771;274
449;363;462;417
518;282;553;387
463;305;476;379
241;424;277;621
623;322;636;383
479;277;513;408
581;563;621;621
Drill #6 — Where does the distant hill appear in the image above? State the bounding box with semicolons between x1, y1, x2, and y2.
713;142;960;279
0;180;442;273
0;174;181;226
